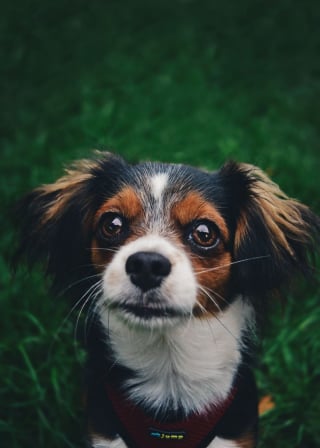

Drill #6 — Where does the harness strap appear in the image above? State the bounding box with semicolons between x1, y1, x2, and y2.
105;381;238;448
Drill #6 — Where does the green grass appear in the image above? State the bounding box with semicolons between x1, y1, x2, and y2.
1;0;319;446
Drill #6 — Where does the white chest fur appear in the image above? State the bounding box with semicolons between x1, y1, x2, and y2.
92;436;239;448
102;298;254;416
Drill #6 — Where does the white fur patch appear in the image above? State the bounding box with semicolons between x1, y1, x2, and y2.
209;437;239;447
100;234;197;328
92;436;127;448
91;435;238;448
149;173;168;201
102;297;253;416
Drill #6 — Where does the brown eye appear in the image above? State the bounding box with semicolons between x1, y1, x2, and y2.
98;212;128;242
188;220;220;250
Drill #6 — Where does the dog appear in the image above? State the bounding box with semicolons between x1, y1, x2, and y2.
15;152;319;448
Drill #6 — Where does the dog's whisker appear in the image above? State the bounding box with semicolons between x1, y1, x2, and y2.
84;289;104;345
90;247;118;253
194;303;218;343
200;285;229;306
195;255;271;275
197;286;240;342
198;285;223;313
180;306;195;337
74;281;103;341
47;280;103;362
194;299;207;315
57;273;103;298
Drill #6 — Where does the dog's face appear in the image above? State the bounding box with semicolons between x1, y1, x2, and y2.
92;167;233;328
16;152;319;330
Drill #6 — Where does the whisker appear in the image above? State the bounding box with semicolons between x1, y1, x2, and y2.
74;281;103;345
90;247;118;253
212;312;239;342
198;285;223;313
57;273;103;298
180;304;196;337
47;280;102;362
83;289;104;345
194;299;207;314
195;255;270;275
195;301;219;339
52;286;97;339
197;286;240;342
200;285;229;306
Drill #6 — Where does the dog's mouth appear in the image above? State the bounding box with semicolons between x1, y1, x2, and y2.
118;303;183;319
108;299;187;322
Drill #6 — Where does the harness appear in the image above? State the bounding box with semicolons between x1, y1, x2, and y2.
105;381;238;448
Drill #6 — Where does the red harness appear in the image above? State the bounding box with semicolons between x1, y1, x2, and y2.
105;382;237;448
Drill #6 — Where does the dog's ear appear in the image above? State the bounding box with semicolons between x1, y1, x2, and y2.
219;161;320;297
14;152;126;294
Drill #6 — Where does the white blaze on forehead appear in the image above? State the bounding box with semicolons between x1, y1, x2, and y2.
149;173;168;201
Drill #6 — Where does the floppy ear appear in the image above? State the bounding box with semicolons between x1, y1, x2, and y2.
219;161;320;297
14;152;126;295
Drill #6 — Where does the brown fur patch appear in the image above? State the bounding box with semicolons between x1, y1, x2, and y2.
91;187;143;269
172;192;229;240
234;212;249;253
91;239;117;272
235;164;314;257
94;186;143;225
192;250;232;316
234;431;256;448
172;192;232;316
37;158;98;225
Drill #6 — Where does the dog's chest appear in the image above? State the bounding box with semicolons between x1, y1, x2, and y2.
92;435;239;448
103;299;252;416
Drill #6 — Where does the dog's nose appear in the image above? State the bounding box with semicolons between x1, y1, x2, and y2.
125;251;171;292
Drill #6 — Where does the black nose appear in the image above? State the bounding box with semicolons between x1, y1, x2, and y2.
125;251;171;292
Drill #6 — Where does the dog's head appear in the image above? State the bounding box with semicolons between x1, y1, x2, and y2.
15;152;319;328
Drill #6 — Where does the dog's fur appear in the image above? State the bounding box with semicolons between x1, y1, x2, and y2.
16;152;320;447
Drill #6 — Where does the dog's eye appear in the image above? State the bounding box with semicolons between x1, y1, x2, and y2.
98;212;128;242
187;220;220;250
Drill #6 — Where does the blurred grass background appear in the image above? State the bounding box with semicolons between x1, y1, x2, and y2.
1;0;319;446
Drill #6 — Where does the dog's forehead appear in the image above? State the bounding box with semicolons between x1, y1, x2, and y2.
121;162;225;232
148;172;168;200
94;161;225;232
129;162;216;200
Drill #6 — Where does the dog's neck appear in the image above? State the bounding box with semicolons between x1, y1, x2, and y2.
102;297;254;416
